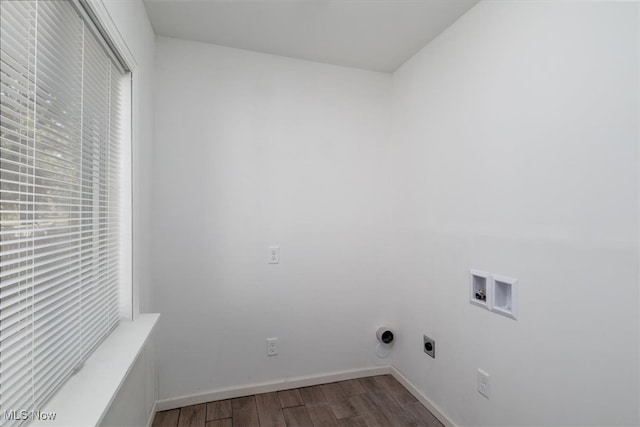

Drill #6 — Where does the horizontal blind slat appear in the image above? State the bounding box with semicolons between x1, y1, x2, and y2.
1;0;126;416
0;0;36;417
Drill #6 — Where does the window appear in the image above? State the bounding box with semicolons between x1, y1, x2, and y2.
0;1;128;423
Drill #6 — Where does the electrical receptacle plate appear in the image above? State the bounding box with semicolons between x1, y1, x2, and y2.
477;369;490;399
423;335;435;358
266;337;278;356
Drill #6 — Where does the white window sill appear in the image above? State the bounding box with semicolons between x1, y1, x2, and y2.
30;313;160;427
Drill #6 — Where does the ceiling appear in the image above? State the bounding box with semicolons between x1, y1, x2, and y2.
143;0;479;73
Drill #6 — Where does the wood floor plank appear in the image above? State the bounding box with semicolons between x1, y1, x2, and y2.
305;404;339;427
359;413;392;427
339;379;365;396
206;400;232;421
321;382;358;419
348;394;391;426
166;377;441;427
405;402;445;427
255;392;287;427
152;409;180;427
357;376;380;394
337;416;368;427
320;382;345;403
231;396;259;427
366;386;413;426
278;389;304;408
282;406;313;427
178;404;206;427
329;401;359;419
374;375;418;407
299;385;327;406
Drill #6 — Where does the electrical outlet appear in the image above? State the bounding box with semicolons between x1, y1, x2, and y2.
477;369;490;399
423;335;435;358
266;337;278;356
268;246;279;264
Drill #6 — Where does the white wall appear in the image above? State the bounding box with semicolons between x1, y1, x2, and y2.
152;37;393;400
101;1;157;424
390;2;639;426
150;2;640;424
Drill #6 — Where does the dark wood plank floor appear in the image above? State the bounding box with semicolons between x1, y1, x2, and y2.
152;375;443;427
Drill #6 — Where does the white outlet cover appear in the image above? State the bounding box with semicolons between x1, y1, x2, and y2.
266;337;278;356
268;246;280;264
477;369;490;399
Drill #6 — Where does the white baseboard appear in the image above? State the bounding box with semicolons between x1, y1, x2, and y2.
154;365;392;412
390;366;457;427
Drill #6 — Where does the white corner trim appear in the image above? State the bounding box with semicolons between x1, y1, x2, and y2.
155;366;392;412
32;314;160;427
145;400;158;427
390;366;458;427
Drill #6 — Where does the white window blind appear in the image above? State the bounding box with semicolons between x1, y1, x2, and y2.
0;1;125;423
